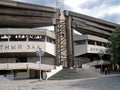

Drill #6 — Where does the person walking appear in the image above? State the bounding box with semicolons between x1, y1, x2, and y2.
108;66;110;74
104;67;108;75
43;71;47;80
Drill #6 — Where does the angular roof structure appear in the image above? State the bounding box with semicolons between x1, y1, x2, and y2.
64;10;119;38
0;0;58;28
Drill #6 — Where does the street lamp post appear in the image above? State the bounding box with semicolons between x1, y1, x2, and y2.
98;49;104;73
36;47;44;80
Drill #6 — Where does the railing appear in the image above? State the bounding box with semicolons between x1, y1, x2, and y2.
82;63;91;69
75;44;110;56
82;60;111;68
0;42;56;56
28;63;54;70
8;63;27;70
74;45;87;56
82;61;100;68
46;65;63;78
0;63;55;70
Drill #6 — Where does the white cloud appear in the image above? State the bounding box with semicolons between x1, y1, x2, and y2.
64;0;100;17
81;4;120;18
116;17;120;24
64;0;97;8
64;0;120;24
64;0;85;8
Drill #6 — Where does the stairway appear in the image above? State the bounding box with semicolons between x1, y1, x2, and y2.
49;68;101;80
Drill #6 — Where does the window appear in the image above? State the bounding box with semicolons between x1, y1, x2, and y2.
96;41;102;46
47;37;55;44
10;35;27;41
28;35;45;41
88;40;95;45
0;35;9;41
74;40;86;45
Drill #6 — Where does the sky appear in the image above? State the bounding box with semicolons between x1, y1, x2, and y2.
11;0;120;24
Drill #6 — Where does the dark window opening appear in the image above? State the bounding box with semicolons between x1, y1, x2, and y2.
74;40;86;45
29;35;45;41
10;35;27;41
47;37;55;44
16;57;27;63
96;41;102;46
0;35;8;41
88;40;95;45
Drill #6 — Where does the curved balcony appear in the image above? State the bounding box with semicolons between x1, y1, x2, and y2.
0;41;55;56
0;62;55;71
74;44;110;57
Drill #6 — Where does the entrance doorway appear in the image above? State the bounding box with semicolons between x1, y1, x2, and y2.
29;70;43;79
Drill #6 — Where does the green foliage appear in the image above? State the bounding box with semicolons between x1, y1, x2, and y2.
110;26;120;63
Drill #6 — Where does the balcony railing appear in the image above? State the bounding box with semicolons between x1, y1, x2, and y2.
0;63;55;71
75;44;110;56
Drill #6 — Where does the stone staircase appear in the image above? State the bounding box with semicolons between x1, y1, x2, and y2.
49;68;101;80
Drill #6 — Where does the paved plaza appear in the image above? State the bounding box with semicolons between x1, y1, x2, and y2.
0;74;120;90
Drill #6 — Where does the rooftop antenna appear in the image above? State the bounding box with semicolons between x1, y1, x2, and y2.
56;0;64;13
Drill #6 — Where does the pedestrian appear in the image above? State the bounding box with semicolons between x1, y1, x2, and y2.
43;71;47;80
108;66;110;75
45;72;48;80
104;67;108;75
116;64;119;72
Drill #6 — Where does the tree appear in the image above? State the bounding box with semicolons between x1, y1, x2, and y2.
110;26;120;63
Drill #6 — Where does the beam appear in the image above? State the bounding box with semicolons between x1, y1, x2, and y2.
0;7;55;18
0;15;55;28
72;22;111;37
0;0;58;28
73;27;110;39
73;18;115;32
65;10;118;28
64;10;119;38
0;0;57;13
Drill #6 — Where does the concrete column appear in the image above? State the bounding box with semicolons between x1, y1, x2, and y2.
54;23;59;66
65;16;74;68
8;35;10;41
27;69;30;79
54;9;61;66
45;36;47;42
86;40;88;45
26;35;29;41
95;41;97;45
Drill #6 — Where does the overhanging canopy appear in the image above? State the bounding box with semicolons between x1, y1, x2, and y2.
0;0;58;28
64;10;119;39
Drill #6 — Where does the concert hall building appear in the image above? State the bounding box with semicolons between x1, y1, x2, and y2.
0;28;110;79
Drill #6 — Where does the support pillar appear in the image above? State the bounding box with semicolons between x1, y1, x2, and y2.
54;23;59;66
54;10;61;66
65;16;74;68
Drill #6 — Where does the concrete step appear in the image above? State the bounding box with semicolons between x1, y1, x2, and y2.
49;68;101;80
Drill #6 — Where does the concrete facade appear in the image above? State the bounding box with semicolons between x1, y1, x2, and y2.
0;28;111;79
74;34;110;68
0;28;56;79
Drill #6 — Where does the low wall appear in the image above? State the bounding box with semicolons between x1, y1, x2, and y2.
46;65;63;79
